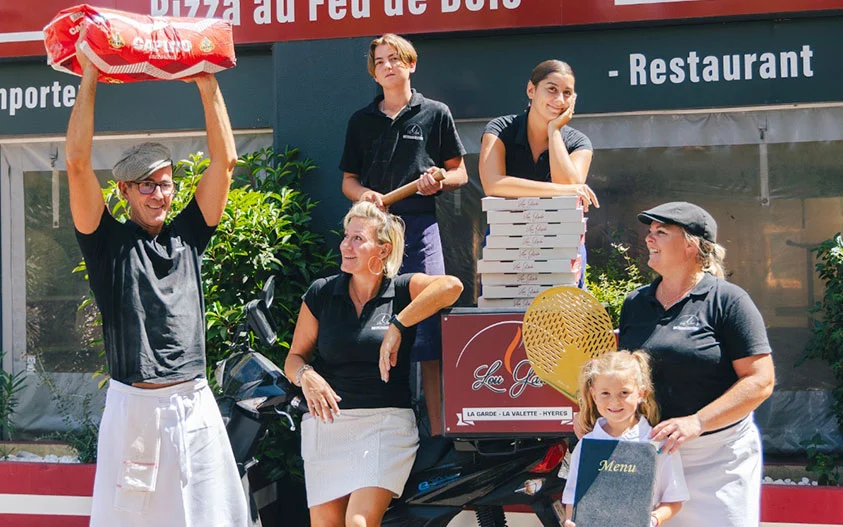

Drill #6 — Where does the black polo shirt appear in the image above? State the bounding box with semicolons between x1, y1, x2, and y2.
618;273;772;421
76;197;215;384
339;90;466;215
303;273;417;409
483;112;592;182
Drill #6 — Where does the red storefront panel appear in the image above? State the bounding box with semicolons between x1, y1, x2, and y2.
2;0;840;59
563;0;842;26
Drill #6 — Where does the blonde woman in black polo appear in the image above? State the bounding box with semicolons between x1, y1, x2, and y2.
284;201;463;527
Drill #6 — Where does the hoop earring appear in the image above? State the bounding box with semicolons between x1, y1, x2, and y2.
367;256;385;276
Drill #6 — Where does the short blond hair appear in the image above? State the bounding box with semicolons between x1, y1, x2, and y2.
367;33;417;78
343;201;405;278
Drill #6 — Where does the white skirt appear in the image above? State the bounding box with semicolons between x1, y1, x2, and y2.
90;379;249;527
670;415;763;527
301;407;419;507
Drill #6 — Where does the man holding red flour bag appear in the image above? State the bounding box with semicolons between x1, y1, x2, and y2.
59;10;248;527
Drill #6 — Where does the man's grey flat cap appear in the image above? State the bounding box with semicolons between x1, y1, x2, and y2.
112;142;173;182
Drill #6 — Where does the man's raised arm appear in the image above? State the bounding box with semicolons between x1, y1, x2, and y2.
192;75;237;227
65;58;106;235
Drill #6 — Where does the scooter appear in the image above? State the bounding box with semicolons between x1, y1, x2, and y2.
381;416;571;526
214;276;305;527
215;278;573;526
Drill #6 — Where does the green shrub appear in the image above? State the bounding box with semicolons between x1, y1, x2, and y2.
0;352;27;442
798;233;843;484
189;147;336;373
804;233;843;436
802;433;841;486
42;386;100;464
586;243;645;327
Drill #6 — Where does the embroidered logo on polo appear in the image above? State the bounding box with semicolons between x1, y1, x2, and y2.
672;315;702;331
402;124;424;141
371;313;391;331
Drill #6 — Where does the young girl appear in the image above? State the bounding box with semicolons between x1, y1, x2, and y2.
561;351;689;527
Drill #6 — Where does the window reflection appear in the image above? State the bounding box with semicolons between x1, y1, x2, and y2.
24;170;108;374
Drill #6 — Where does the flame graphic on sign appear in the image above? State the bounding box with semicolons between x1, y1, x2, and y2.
456;320;523;367
503;326;522;375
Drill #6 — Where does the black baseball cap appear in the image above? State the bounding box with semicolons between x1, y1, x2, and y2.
637;201;717;243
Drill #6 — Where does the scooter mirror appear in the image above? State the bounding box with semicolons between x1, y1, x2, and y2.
262;276;276;308
243;276;278;347
245;300;277;347
245;297;277;347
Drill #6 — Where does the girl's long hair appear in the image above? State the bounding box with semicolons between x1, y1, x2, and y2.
575;350;660;435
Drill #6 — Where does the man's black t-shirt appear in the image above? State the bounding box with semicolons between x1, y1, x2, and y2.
303;273;416;409
483;112;592;182
339;90;466;215
76;197;215;384
618;273;772;421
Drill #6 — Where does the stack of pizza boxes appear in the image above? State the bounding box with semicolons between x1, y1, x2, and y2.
477;196;584;309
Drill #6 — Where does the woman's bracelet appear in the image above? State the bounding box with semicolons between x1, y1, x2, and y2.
294;364;313;386
650;513;661;527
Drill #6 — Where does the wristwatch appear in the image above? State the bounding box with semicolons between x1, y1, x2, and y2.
390;313;409;334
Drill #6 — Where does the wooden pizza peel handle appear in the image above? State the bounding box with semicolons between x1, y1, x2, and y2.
381;168;446;207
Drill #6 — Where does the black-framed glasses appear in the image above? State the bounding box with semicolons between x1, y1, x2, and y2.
131;180;175;196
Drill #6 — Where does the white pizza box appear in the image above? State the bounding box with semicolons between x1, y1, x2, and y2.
482;283;578;299
485;234;584;249
476;257;581;274
482;246;580;261
481;196;581;211
481;272;580;286
489;220;587;236
486;209;583;225
477;297;534;309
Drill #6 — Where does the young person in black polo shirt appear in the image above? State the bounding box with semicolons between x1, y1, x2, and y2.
284;201;463;526
478;59;599;287
618;202;775;527
66;52;246;525
340;33;468;436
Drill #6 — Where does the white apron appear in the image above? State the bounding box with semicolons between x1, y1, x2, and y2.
90;379;249;527
670;415;762;527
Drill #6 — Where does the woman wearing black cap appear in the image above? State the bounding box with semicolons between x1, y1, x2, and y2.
617;202;775;527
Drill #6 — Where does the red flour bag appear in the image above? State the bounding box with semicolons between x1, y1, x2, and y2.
43;4;235;83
